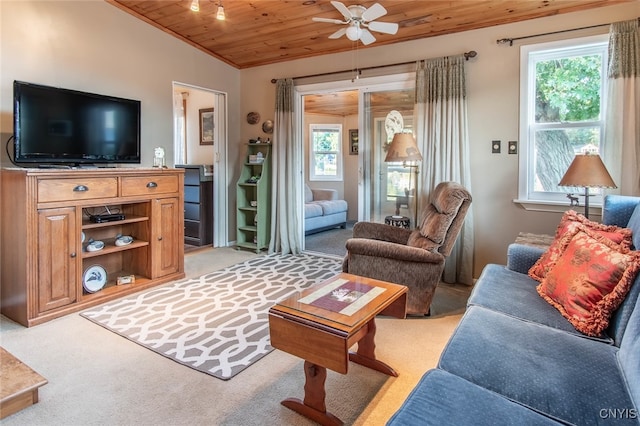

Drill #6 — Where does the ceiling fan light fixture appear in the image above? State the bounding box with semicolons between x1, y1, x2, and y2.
346;24;362;41
190;0;199;12
216;3;225;20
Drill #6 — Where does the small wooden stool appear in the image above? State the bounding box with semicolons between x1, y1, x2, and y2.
0;347;48;419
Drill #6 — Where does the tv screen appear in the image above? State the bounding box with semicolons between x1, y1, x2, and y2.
13;81;141;165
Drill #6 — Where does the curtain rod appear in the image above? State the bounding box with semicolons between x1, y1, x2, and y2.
496;17;640;46
270;50;477;84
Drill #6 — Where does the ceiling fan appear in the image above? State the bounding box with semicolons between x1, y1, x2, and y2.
312;1;399;45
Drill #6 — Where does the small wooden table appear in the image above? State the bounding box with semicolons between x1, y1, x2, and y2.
0;347;48;419
269;273;407;426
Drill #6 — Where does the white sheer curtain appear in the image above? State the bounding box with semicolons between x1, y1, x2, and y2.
603;19;640;196
414;55;474;285
269;79;302;254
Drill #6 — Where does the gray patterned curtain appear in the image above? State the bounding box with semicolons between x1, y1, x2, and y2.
414;55;474;285
603;19;640;196
269;78;302;254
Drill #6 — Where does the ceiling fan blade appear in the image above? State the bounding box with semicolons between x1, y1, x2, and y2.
359;28;376;45
367;21;398;35
330;1;352;21
312;17;345;24
361;3;387;22
329;28;347;39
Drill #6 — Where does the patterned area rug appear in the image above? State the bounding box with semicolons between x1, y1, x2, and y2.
81;254;342;380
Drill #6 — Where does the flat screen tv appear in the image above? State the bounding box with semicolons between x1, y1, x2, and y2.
13;81;141;166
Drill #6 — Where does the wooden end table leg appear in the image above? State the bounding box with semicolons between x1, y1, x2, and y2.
349;318;398;377
281;361;343;426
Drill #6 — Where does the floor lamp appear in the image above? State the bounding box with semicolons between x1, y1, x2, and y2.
558;152;617;219
384;133;423;228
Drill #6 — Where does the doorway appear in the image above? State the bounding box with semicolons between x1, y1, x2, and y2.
172;82;228;248
298;75;415;255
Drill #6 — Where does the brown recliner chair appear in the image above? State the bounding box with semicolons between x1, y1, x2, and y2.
342;181;472;315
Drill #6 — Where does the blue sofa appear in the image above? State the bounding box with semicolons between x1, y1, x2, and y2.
388;195;640;426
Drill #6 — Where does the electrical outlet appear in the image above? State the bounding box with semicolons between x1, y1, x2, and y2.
508;141;518;154
492;140;501;154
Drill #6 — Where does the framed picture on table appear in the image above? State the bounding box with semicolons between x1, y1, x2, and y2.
199;108;214;145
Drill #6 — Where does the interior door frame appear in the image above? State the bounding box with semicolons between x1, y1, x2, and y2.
296;73;414;250
172;81;228;248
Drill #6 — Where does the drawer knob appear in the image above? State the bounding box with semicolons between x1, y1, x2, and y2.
73;185;89;192
158;236;163;241
70;252;77;258
147;182;158;188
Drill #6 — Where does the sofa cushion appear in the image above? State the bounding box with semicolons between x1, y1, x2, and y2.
506;243;546;274
387;369;563;426
316;199;347;215
304;202;323;219
602;195;640;227
537;228;640;337
529;210;633;282
618;279;640;413
304;184;313;203
439;306;638;425
628;203;640;249
468;264;613;343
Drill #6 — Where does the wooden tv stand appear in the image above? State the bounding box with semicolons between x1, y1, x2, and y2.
1;168;185;327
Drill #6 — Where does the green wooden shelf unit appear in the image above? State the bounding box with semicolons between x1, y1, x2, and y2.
236;143;272;252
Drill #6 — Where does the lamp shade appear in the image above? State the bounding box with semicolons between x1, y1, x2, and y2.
384;133;422;162
558;153;617;189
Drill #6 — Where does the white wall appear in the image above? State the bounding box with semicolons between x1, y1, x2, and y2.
0;0;240;167
185;88;215;166
0;0;241;235
240;2;639;277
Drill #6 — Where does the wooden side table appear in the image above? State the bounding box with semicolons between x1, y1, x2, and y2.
0;347;48;419
269;273;407;425
515;232;554;250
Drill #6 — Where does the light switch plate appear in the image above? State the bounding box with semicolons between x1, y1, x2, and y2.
508;141;518;154
492;140;501;154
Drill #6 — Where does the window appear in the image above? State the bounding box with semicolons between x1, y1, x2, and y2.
309;124;342;181
518;35;608;206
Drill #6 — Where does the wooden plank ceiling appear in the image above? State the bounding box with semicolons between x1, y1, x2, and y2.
108;0;633;116
108;0;629;69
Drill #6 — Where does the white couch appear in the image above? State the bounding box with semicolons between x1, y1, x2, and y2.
304;185;348;235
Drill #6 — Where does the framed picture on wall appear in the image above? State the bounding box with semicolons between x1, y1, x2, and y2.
199;108;214;145
349;129;358;155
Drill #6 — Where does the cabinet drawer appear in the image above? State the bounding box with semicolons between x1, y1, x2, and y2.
184;168;201;186
121;175;179;197
38;178;118;203
185;202;201;221
184;186;200;203
185;220;200;238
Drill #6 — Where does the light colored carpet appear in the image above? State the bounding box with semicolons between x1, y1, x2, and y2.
0;247;470;425
304;222;354;258
81;254;342;380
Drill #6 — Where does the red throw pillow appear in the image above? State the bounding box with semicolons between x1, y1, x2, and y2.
528;210;633;282
536;227;640;337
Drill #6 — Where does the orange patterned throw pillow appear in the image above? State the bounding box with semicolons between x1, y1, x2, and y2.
536;227;640;337
528;210;633;282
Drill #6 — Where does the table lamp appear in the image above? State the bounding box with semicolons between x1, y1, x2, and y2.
384;133;423;227
558;152;616;219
